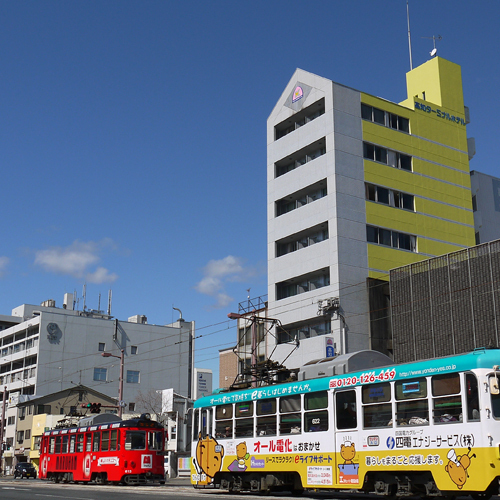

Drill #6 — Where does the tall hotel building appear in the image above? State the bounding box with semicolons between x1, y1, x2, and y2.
266;57;476;369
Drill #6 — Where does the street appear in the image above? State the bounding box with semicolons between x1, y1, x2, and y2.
0;477;492;500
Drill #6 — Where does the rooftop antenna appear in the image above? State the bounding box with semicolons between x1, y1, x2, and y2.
422;34;442;57
107;289;112;316
173;307;183;322
406;0;413;70
82;283;87;311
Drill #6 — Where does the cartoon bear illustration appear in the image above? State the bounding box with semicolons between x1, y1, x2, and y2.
340;441;356;465
445;447;476;489
194;433;224;484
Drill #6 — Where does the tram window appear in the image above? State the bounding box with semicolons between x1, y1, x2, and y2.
62;435;69;453
433;395;462;423
49;437;55;454
466;373;480;421
93;432;101;452
216;404;233;420
69;435;76;453
336;390;357;430
363;403;392;428
76;434;84;452
362;383;391;403
280;413;301;435
85;433;91;452
54;436;61;453
110;430;118;451
193;409;200;440
257;399;276;415
201;408;213;438
125;430;146;450
280;395;301;413
257;415;277;436
148;431;163;450
396;400;429;426
304;410;328;432
490;374;500;418
235;417;253;437
432;373;460;396
396;378;427;400
235;402;253;417
102;430;110;451
305;391;328;410
215;419;233;439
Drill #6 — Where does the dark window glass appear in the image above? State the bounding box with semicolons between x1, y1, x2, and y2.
336;391;357;429
399;116;410;133
377;187;389;204
399;154;412;170
380;228;391;246
373;108;385;124
361;104;372;120
367;225;378;243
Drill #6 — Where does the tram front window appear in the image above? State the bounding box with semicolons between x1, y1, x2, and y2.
148;431;163;451
125;430;146;450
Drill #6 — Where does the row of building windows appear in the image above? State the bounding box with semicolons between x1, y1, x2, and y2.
93;367;140;383
275;139;326;178
0;367;36;385
365;183;414;211
363;142;412;171
276;224;328;257
275;99;325;140
0;326;39;348
276;181;327;217
361;103;410;133
277;320;331;345
0;336;39;357
367;225;417;252
276;269;330;300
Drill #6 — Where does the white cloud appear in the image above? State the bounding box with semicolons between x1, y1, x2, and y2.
194;255;249;309
34;240;118;284
0;256;9;278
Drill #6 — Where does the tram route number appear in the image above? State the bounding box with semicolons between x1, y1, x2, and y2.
329;368;396;389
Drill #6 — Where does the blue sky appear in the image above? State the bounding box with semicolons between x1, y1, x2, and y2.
1;1;499;385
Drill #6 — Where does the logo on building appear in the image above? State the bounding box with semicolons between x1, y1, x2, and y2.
292;86;303;103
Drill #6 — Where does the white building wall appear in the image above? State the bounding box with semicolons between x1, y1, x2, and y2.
267;70;369;371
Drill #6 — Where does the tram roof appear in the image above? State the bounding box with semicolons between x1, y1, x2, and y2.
195;348;500;408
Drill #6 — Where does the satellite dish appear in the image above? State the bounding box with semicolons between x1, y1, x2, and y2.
430;48;437;57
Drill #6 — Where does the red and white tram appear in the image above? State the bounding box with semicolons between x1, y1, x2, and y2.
39;413;165;485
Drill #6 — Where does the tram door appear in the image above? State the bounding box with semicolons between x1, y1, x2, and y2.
335;390;360;487
195;408;219;485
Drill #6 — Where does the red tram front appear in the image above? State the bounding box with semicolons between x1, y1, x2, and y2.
39;413;165;485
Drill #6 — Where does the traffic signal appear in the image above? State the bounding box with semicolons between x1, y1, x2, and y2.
90;403;102;414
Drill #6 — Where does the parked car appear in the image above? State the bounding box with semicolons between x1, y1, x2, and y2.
14;462;37;479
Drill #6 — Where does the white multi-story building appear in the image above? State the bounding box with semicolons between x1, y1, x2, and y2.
0;294;195;464
470;170;500;245
266;58;476;370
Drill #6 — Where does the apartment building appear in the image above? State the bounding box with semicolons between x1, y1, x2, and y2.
266;57;476;369
0;294;195;470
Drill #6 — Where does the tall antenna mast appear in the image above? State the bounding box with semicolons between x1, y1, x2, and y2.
407;0;413;70
82;283;87;311
108;289;112;316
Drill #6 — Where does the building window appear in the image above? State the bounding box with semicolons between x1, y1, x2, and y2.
276;269;330;300
361;103;410;133
472;194;477;212
365;183;414;211
127;370;140;384
367;225;417;252
276;180;327;216
363;142;412;171
275;139;326;178
276;223;329;257
17;431;24;443
475;232;480;245
131;345;138;355
93;367;108;382
129;402;135;411
277;320;332;345
275;98;325;140
98;342;105;352
7;416;15;425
